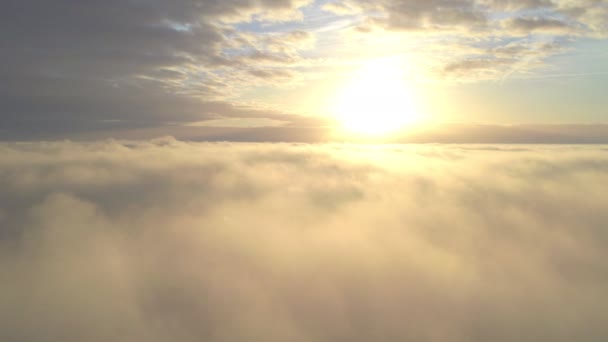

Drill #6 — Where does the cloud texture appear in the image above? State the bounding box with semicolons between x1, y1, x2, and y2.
1;140;608;341
0;0;318;137
326;0;608;81
2;1;606;139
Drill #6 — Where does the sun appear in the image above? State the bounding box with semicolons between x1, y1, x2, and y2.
333;59;420;136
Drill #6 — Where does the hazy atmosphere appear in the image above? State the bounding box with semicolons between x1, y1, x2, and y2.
2;141;608;341
1;1;608;341
1;0;607;141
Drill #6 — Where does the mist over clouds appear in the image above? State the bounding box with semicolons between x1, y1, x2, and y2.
1;140;608;341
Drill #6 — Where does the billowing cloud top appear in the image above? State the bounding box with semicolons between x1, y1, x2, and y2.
1;141;608;340
0;0;607;140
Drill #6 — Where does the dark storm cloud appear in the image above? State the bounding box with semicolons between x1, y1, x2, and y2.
1;141;608;341
0;0;313;138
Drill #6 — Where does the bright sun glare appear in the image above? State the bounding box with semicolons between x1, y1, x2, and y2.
333;59;420;136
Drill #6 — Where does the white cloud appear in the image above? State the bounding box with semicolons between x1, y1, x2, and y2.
1;141;608;341
324;0;607;81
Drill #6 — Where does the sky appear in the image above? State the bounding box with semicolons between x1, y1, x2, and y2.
1;0;607;142
2;2;608;340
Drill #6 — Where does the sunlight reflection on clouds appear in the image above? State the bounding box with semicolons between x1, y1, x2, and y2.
1;141;607;341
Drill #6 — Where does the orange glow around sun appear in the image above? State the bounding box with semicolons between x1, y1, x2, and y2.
333;59;422;136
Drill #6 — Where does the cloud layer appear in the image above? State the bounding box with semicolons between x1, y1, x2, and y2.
1;140;608;341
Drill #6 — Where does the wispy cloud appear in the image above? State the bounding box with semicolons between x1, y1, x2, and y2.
0;1;606;138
